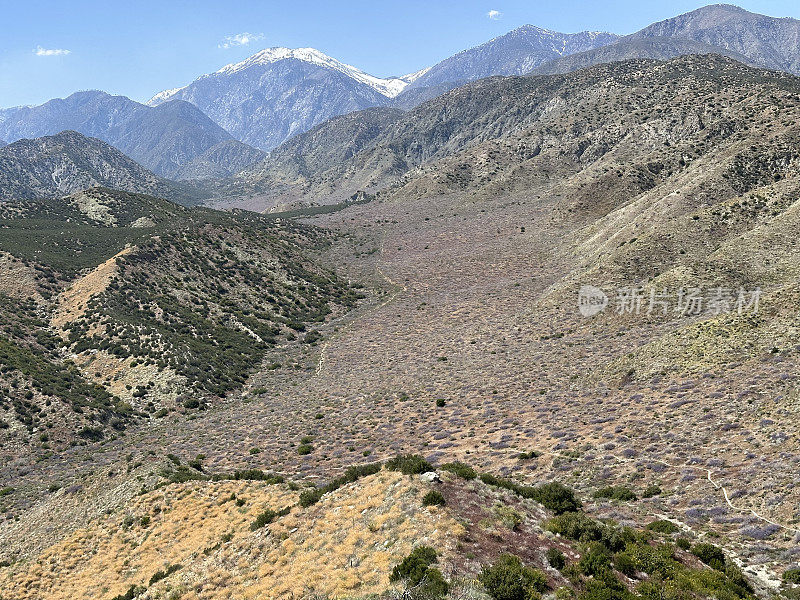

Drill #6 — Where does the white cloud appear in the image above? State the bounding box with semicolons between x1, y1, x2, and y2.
487;9;503;20
34;46;71;56
218;32;265;49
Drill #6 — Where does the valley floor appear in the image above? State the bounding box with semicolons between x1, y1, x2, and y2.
2;186;799;596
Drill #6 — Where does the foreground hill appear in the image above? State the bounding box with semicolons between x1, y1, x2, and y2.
0;91;264;179
0;187;361;461
0;131;205;203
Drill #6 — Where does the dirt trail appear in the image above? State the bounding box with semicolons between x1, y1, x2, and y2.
51;247;132;330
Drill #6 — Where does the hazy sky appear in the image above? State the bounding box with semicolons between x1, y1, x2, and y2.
1;0;799;108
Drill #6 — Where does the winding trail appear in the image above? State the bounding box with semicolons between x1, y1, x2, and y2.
543;449;800;535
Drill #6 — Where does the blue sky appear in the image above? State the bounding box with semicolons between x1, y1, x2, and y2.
1;0;799;108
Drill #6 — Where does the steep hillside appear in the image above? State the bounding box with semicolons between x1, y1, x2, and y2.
0;187;362;461
0;131;204;203
0;91;263;179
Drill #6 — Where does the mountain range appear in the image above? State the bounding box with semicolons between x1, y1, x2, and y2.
0;91;264;180
2;4;800;198
0;130;204;203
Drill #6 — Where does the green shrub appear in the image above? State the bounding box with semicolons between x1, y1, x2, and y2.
250;506;290;531
646;520;679;535
592;486;637;502
422;490;446;506
691;543;726;570
298;461;383;507
642;484;662;498
440;462;476;480
479;554;548;600
390;546;448;597
578;543;612;577
545;512;603;542
784;568;800;583
614;552;637;577
479;475;580;515
676;537;691;550
0;487;14;497
386;454;432;475
297;444;313;455
546;547;566;570
148;563;181;585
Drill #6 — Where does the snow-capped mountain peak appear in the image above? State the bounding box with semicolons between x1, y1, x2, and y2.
148;47;414;106
217;47;410;98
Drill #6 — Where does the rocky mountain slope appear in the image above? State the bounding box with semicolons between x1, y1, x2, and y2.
401;26;619;97
532;4;800;77
529;37;755;75
0;91;264;179
0;131;204;203
630;3;800;74
228;54;800;208
147;48;412;151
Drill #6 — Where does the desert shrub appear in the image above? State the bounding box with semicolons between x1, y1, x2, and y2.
494;504;524;530
479;554;548;600
297;443;313;455
532;482;582;514
691;543;726;570
579;543;613;577
440;461;476;479
646;520;679;534
642;484;662;498
479;475;580;514
217;469;284;483
517;450;541;460
299;461;383;507
149;563;181;585
159;465;207;484
614;552;637;577
546;547;566;570
390;546;448;597
422;490;446;506
546;512;603;542
593;486;637;502
386;454;432;475
111;585;145;600
0;487;13;497
676;537;691;550
784;568;800;583
250;506;290;531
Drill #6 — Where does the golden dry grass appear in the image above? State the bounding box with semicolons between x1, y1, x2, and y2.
0;471;464;600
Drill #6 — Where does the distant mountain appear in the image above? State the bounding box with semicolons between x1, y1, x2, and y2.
0;130;205;203
629;3;800;75
530;37;755;75
402;26;619;93
0;91;264;179
148;48;415;151
229;54;800;210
